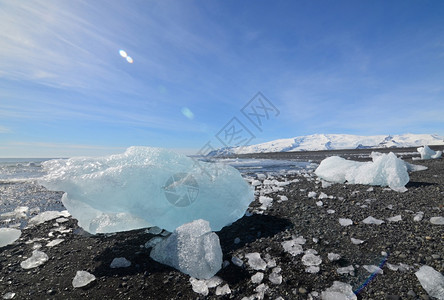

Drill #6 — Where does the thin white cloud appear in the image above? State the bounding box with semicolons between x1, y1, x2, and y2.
0;126;11;133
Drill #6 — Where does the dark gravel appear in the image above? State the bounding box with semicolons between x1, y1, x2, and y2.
1;150;443;299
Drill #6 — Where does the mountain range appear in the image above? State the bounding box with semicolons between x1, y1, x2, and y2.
209;133;444;156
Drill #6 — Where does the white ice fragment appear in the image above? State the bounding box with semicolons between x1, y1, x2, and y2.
387;215;402;222
189;277;209;296
366;187;374;192
251;180;261;187
259;196;273;210
305;266;320;273
56;217;69;223
282;240;304;256
321;281;357;300
245;252;267;271
351;238;364;245
315;201;323;207
40;147;253;233
302;253;322;266
231;256;244;267
0;228;21;248
110;257;131;268
339;218;353;226
337;265;355;275
327;209;335;214
0;206;28;220
269;272;283;284
150;219;222;279
315;153;409;192
328;253;341;261
278;195;288;202
145;226;163;235
319;192;328;199
414;212;424;222
2;292;15;299
362;216;384;225
20;250;49;269
46;238;64;247
430;217;444;225
216;284;231;296
257;174;266;179
251;272;264;284
415;265;444;299
363;265;383;274
28;210;70;226
308;191;317;198
72;270;96;288
415;145;443;160
205;276;223;288
322;180;332;188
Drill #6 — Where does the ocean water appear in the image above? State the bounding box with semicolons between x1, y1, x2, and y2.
0;157;314;229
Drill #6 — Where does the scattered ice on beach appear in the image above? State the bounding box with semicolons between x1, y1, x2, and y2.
363;265;383;274
231;256;244;267
20;250;49;269
46;238;64;247
150;219;222;279
190;277;209;296
430;217;444;225
259;196;273;210
328;253;341;261
302;253;322;268
316;201;323;207
72;271;96;288
40;147;253;233
2;292;16;299
55;217;69;223
413;212;424;222
278;195;288;202
413;145;443;160
339;218;353;226
0;206;28;220
315;152;411;192
308;191;317;198
337;265;355;275
245;253;267;271
318;192;328;199
251;272;264;284
216;284;231;296
305;266;320;274
415;265;444;299
28;210;70;226
351;238;364;245
362;216;384;225
282;237;305;256
204;276;223;288
387;263;412;272
110;257;131;268
0;228;21;248
387;215;402;222
321;281;357;300
327;209;335;214
366;187;374;192
269;272;283;285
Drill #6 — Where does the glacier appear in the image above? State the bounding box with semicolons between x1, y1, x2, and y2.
39;147;254;234
315;152;411;191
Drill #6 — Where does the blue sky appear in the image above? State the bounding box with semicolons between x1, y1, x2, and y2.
1;0;443;157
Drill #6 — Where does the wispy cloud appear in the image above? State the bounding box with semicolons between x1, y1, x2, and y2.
0;126;11;133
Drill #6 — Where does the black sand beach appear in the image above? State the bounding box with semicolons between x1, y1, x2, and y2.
1;149;443;299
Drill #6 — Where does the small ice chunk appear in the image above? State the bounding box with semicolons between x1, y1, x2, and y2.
363;265;383;274
305;266;320;273
46;238;64;247
269;272;283;285
415;145;443;160
319;192;328;199
146;226;163;235
257;173;266;179
28;210;70;226
251;272;264;284
362;216;384;225
321;281;357;300
316;201;323;207
339;218;353;226
231;256;244;267
430;217;444;225
328;253;341;261
413;212;424;222
150;219;222;279
259;196;273;210
216;284;231;296
56;217;69;223
302;253;322;266
315;153;410;192
282;240;304;256
245;253;267;271
144;236;164;248
322;180;332;188
20;250;49;269
366;187;374;192
415;265;444;299
2;292;16;299
308;191;317;198
189;277;209;296
337;265;355;275
110;257;131;268
387;263;411;272
0;228;21;248
279;195;288;202
351;238;364;245
327;209;335;214
205;276;223;288
72;270;96;288
387;215;402;222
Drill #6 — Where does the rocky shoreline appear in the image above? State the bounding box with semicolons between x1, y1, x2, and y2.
1;153;443;299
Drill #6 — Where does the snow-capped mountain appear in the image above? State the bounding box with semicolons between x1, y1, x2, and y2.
209;133;444;155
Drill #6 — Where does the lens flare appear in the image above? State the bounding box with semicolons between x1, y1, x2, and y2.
126;56;134;63
119;50;127;58
181;107;194;120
